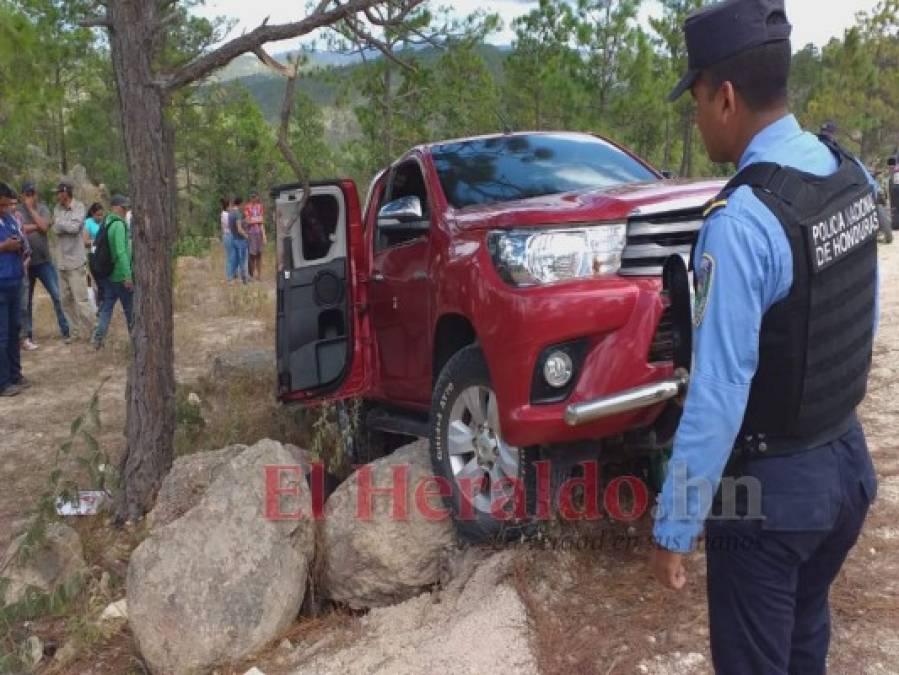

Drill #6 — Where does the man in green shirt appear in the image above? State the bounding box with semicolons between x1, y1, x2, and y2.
91;195;133;349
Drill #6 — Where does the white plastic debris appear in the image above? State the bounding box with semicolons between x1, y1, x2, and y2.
55;490;108;516
100;599;128;621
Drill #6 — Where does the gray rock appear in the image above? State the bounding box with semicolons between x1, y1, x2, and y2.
210;348;275;381
321;440;456;609
147;445;247;530
0;522;86;606
128;439;315;675
148;444;313;531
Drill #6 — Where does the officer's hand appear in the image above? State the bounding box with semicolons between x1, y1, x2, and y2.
649;546;687;590
124;279;134;291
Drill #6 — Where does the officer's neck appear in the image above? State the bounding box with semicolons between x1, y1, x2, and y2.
731;106;791;165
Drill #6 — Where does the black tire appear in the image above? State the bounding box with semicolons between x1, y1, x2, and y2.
429;345;538;544
878;205;893;243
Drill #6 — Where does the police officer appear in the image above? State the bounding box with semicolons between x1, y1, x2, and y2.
648;1;879;673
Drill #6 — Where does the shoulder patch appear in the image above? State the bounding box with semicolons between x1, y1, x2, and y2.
693;253;716;328
703;199;728;219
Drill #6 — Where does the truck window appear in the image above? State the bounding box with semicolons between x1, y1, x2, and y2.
376;159;430;250
301;195;339;262
431;133;659;209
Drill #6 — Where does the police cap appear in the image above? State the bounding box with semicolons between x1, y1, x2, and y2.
668;0;792;102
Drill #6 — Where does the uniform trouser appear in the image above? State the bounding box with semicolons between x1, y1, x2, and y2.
0;281;23;390
705;422;877;674
58;264;95;337
21;262;70;340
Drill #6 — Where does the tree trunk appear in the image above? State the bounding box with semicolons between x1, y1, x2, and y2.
107;0;177;522
679;107;694;178
384;66;394;163
55;67;68;175
663;113;672;172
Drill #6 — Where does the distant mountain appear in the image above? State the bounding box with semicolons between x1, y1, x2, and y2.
211;44;512;123
211;47;410;82
211;44;510;84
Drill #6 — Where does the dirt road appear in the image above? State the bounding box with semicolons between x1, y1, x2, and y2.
1;243;896;673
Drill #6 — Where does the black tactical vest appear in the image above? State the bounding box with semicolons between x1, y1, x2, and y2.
702;138;878;450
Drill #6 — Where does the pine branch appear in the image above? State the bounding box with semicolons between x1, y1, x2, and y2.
162;0;418;92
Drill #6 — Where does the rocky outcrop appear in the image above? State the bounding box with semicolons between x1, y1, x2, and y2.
320;440;456;609
210;347;275;381
0;522;86;606
291;551;538;675
128;440;314;675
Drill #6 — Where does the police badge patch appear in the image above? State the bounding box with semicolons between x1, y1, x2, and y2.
693;253;715;328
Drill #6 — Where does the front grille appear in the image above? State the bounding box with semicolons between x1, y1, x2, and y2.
619;209;704;276
649;301;675;363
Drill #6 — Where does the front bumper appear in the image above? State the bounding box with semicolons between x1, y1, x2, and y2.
476;271;677;448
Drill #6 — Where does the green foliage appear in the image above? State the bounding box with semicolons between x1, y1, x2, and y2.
802;0;899;164
172;234;213;259
307;400;362;477
505;0;588;131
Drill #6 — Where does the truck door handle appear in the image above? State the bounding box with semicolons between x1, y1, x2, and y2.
412;270;427;281
372;272;385;283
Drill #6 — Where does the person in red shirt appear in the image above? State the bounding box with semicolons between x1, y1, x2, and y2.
243;192;267;281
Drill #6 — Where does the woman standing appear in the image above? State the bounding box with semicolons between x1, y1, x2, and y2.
84;202;105;315
243;192;266;281
84;202;105;245
220;197;234;280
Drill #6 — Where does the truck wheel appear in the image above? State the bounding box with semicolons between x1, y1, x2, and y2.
429;345;537;544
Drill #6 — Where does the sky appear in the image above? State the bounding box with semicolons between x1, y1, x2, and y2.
193;0;882;52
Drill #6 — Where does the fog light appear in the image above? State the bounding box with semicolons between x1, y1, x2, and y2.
543;351;574;389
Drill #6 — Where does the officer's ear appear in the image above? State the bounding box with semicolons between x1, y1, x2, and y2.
717;80;739;119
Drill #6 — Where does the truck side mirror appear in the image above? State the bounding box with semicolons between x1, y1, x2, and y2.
377;196;428;232
661;170;675;179
888;157;897;167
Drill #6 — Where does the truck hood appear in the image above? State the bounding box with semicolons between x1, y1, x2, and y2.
451;178;726;230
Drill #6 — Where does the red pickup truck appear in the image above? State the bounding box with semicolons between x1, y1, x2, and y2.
274;131;723;542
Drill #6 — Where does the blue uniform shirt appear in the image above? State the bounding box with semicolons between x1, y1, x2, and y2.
653;114;880;553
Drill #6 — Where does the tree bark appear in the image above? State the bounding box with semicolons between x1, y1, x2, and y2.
107;0;177;522
679;107;694;178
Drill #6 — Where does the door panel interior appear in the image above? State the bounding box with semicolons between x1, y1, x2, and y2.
276;185;351;394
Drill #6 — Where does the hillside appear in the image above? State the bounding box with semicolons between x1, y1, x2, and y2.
214;44;510;123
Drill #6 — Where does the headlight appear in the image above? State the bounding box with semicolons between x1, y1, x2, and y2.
487;224;627;286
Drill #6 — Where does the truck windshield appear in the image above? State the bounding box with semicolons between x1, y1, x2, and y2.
431;134;659;209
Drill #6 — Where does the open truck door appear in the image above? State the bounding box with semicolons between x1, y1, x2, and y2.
273;180;371;403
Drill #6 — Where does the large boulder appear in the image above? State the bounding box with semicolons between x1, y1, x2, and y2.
147;445;247;530
1;522;86;606
148;444;313;530
128;439;315;675
210;348;275;381
321;440;456;609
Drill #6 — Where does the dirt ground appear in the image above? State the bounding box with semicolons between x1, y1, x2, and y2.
1;241;897;674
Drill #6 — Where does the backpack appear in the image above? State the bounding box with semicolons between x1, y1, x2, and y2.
89;220;116;280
